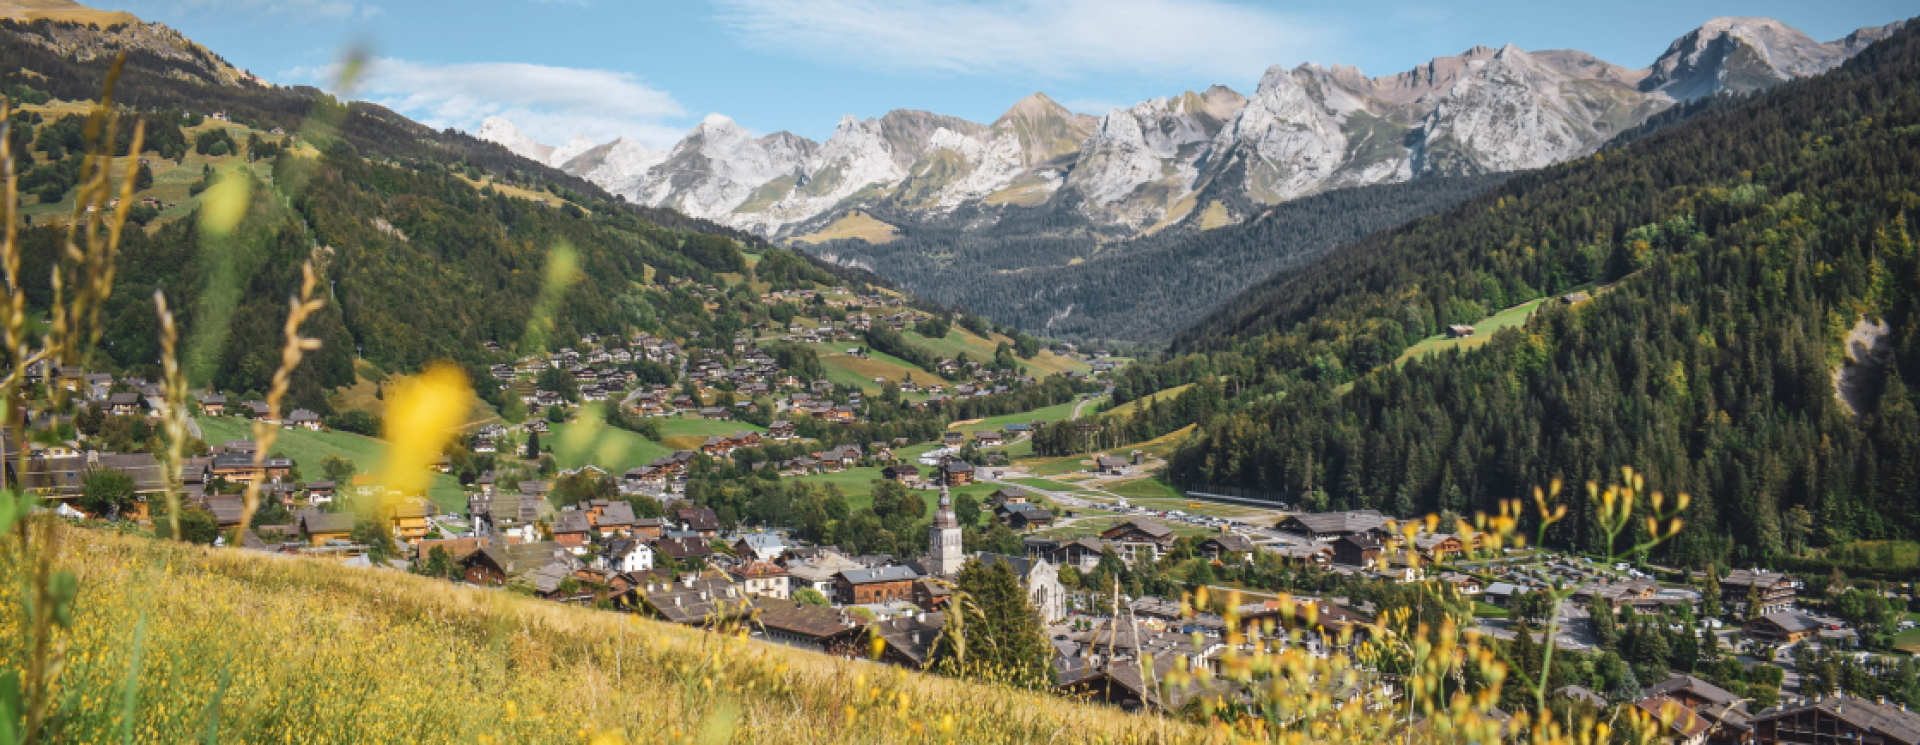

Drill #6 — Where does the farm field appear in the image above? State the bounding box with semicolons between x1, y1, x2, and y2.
195;416;468;511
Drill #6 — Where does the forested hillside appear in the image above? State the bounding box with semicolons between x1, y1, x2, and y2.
1131;18;1920;568
2;19;867;416
0;18;774;247
806;173;1506;341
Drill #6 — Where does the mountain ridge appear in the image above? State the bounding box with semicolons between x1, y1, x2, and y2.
485;15;1905;244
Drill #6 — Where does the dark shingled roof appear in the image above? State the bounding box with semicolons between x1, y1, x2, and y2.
752;598;865;639
840;565;920;585
1751;696;1920;745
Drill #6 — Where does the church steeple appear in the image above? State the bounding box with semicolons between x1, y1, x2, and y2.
933;484;958;529
927;484;963;577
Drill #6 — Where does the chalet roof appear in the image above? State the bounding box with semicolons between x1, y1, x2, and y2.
596;500;637;527
972;552;1043;579
736;533;786;556
1556;685;1607;707
652;537;713;559
1204;534;1258;553
629;569;754;626
871;611;944;665
678;508;721;531
839;565;920;585
1749;695;1920;745
299;509;357;535
752;598;864;639
554;510;592;534
1280;510;1388;536
1720;568;1794;588
1104;518;1173;539
1636;697;1713;739
1747;610;1830;634
1642;674;1741;707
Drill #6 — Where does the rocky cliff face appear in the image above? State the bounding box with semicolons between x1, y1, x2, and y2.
2;0;256;87
1641;16;1856;100
478;15;1902;240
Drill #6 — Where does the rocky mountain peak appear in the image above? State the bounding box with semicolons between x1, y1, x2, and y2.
476;117;555;164
992;92;1093;168
1643;16;1849;100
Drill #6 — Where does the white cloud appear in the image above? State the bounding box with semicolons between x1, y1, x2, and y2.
712;0;1336;80
288;58;690;149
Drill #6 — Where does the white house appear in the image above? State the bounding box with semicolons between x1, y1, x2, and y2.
598;538;654;574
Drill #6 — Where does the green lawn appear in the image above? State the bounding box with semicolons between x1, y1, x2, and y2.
547;420;673;475
1895;613;1920;654
1007;478;1074;493
790;468;1000;514
1107;478;1184;500
655;417;767;438
805;342;943;392
1474;602;1510;619
195;416;468;512
1396;298;1547;367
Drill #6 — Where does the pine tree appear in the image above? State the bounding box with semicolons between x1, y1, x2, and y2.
1701;567;1723;618
1589;595;1618;650
932;558;1053;690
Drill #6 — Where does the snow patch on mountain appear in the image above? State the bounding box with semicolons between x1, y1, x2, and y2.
476;117;554;164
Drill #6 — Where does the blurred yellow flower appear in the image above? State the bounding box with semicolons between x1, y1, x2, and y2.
378;363;473;499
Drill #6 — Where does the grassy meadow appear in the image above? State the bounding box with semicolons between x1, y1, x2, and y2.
194;416;468;511
1;528;1199;744
1395;298;1547;367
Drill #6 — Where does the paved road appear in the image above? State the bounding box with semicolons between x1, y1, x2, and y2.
186;416;202;440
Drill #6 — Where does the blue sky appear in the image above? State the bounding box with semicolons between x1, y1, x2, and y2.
106;0;1910;149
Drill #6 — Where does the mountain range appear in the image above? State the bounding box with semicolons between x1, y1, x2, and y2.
485;16;1906;242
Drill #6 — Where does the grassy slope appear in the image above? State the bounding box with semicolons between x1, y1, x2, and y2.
790;211;900;245
1105;384;1193;418
195;416;467;511
11;529;1196;743
899;328;1088;378
948;398;1084;433
805;343;945;392
547;419;674;475
1394;298;1547;367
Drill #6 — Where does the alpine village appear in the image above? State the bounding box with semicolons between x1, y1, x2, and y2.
3;0;1920;743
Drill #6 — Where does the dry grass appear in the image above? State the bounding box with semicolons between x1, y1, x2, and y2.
790;211;899;245
4;529;1204;744
1196;201;1232;230
0;0;138;25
